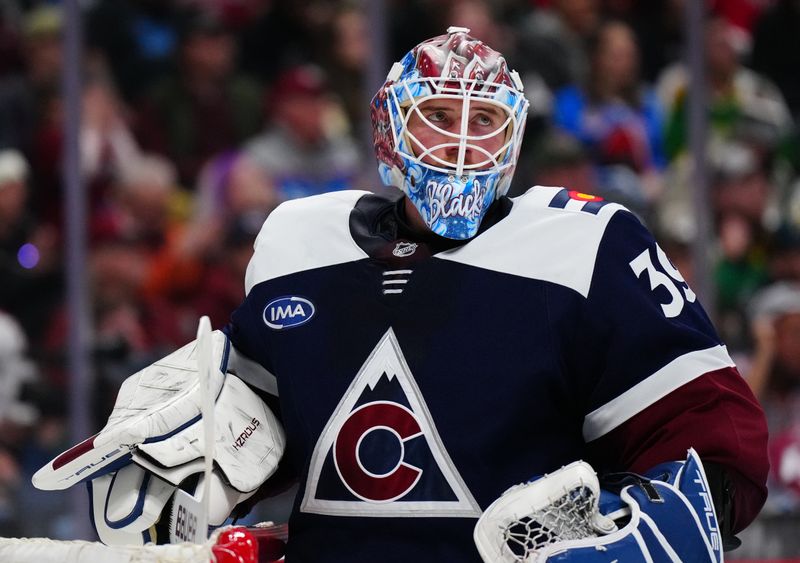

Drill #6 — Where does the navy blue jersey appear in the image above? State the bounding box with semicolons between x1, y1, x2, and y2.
227;187;767;562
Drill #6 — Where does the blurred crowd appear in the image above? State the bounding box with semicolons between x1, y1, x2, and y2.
0;0;799;555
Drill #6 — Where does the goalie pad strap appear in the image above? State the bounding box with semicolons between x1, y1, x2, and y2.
88;464;258;547
704;462;739;550
88;465;172;546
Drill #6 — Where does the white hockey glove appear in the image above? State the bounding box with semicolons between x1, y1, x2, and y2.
32;331;285;545
474;448;722;563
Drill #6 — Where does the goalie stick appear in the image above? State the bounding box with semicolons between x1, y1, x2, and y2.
168;316;215;544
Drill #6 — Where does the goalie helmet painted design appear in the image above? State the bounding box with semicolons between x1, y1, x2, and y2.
371;27;529;239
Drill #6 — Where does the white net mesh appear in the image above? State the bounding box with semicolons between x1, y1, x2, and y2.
502;485;598;561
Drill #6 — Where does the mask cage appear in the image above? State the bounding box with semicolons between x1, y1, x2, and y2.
385;77;528;179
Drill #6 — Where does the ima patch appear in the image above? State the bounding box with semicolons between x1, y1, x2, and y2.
263;296;315;330
300;328;480;518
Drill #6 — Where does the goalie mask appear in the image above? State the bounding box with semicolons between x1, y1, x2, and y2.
371;27;529;239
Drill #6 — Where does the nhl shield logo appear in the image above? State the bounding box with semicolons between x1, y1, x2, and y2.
301;328;480;518
392;241;418;257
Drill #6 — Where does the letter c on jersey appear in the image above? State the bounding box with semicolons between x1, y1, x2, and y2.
333;401;423;502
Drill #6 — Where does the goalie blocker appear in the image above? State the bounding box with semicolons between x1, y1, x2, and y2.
474;449;726;563
32;330;286;545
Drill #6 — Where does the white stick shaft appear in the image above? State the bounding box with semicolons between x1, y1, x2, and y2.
195;316;214;535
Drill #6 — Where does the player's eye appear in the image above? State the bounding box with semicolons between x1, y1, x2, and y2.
426;110;448;123
472;113;494;127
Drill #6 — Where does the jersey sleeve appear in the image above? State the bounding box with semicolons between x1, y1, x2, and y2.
224;190;370;400
569;209;768;532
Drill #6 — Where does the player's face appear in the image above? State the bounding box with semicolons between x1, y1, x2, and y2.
405;97;508;170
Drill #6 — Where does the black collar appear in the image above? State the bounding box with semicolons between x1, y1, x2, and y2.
349;190;513;260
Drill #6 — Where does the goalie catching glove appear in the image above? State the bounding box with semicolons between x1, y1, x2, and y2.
32;330;285;545
474;448;722;563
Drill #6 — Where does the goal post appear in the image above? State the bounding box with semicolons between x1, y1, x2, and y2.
0;522;287;563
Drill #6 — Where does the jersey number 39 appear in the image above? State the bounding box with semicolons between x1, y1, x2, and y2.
629;244;696;318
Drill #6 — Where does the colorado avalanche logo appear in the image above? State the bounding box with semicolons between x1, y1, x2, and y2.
301;328;480;517
334;401;422;502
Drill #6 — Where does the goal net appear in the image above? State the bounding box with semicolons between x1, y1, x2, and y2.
0;523;288;563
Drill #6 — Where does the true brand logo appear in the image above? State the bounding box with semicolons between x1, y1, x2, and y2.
426;179;488;222
263;296;315;330
73;447;124;478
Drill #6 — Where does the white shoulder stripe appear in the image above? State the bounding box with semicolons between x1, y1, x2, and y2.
583;345;735;442
245;191;370;294
437;186;626;296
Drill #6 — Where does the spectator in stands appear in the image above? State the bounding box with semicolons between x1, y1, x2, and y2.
707;140;777;352
443;0;511;54
134;8;263;187
322;4;370;140
551;19;666;214
79;72;157;246
0;311;38;537
192;150;279;226
37;154;188;414
91;238;185;373
237;0;317;85
515;0;600;93
41;233;185;415
710;0;769;56
101;153;184;249
244;64;363;201
744;282;800;512
768;224;800;283
0;4;72;234
752;0;800;121
657;14;794;161
85;0;185;104
192;209;270;329
526;129;597;196
80;75;143;193
141;150;277;334
601;0;685;83
0;4;61;156
0;5;24;78
0;149;60;348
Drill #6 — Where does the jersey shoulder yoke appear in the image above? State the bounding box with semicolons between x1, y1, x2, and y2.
245;190;370;293
438;186;628;297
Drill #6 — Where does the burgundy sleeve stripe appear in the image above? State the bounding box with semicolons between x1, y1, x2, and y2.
583;345;735;442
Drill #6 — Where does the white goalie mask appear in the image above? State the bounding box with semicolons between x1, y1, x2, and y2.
371;27;529;239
